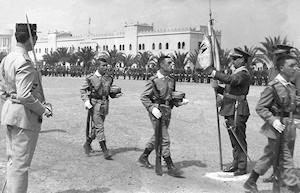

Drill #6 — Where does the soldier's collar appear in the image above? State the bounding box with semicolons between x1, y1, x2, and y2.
275;74;291;87
94;70;102;77
15;44;28;54
157;70;169;79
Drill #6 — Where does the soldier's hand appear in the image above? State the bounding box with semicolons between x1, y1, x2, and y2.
43;102;53;117
84;100;93;109
44;108;52;118
272;119;285;133
114;93;123;98
178;98;189;106
211;80;219;89
151;107;162;119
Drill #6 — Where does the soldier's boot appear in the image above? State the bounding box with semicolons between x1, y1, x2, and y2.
164;156;183;177
243;170;259;193
99;141;112;160
83;138;93;155
138;148;154;169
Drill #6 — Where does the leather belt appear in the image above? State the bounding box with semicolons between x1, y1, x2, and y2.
224;93;246;101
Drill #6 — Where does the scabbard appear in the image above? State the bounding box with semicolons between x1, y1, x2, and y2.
155;110;163;176
86;109;92;140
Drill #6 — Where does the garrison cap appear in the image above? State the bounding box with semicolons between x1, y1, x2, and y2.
16;23;37;36
98;57;107;63
230;48;251;60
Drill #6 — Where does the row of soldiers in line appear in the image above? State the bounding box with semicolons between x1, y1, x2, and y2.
41;65;270;86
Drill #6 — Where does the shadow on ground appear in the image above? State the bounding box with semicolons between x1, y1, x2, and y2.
88;147;143;157
40;129;67;134
175;160;207;169
56;187;110;193
222;161;257;172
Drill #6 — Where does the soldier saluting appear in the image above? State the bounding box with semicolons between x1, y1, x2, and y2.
80;58;122;159
207;48;252;176
138;56;189;177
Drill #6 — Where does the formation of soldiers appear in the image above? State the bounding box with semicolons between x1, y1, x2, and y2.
40;64;271;86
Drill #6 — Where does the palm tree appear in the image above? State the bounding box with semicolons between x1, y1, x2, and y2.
0;52;7;62
172;51;188;69
188;49;199;69
55;47;71;64
102;49;124;68
135;51;155;68
121;54;135;68
218;49;231;70
256;36;289;68
42;51;59;67
67;52;78;66
77;47;96;74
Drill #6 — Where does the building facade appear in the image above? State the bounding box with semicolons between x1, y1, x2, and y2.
35;23;221;61
0;29;14;53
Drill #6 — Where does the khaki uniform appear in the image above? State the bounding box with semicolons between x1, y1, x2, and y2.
80;72;113;142
254;75;299;186
214;66;251;170
140;71;179;158
0;45;45;193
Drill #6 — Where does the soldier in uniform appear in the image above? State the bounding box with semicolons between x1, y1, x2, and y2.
243;53;300;193
138;56;189;177
208;48;251;176
80;58;122;159
0;23;52;193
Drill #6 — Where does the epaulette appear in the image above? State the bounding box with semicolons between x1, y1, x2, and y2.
149;75;158;81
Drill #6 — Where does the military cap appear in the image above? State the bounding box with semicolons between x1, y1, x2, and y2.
109;85;122;98
230;48;251;60
273;44;295;55
15;23;37;36
98;58;107;63
172;91;185;102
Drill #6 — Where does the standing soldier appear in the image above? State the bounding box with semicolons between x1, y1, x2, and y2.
80;58;122;159
208;48;251;176
243;53;300;193
0;23;52;193
138;56;189;177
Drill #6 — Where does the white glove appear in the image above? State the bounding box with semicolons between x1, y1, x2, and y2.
151;107;162;119
272;119;285;133
211;70;216;77
44;108;52;118
84;100;93;109
178;98;189;106
114;93;123;98
211;80;218;89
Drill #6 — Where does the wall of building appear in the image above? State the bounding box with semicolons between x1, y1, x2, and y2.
0;29;14;53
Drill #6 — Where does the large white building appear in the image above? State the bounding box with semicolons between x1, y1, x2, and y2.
0;29;14;53
34;23;221;61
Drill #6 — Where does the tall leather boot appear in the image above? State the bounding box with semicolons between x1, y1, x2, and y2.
99;141;112;160
164;156;183;177
83;138;93;155
138;148;153;169
243;170;259;193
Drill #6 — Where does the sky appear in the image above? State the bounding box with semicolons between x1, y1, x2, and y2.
1;0;300;49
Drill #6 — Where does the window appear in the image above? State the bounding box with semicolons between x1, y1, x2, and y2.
152;43;155;50
119;45;122;50
165;43;169;50
139;44;141;50
35;48;38;53
129;44;132;50
39;48;41;53
113;45;116;50
122;45;125;50
106;45;108;50
142;44;145;50
178;42;181;49
96;45;99;51
159;43;162;50
182;42;185;49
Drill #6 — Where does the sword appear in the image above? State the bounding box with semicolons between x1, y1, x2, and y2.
1;180;6;193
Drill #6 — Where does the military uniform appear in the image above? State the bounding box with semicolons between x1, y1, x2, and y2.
214;65;251;173
140;71;179;158
0;23;48;193
244;74;300;192
80;70;115;158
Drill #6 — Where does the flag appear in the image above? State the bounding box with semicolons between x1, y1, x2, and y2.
211;29;221;71
197;36;212;70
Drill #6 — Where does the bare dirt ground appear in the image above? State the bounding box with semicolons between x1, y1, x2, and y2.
1;77;300;193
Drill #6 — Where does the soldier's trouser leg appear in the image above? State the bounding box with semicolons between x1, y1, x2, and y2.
6;125;40;193
254;138;275;175
146;114;171;158
225;115;248;170
92;107;106;142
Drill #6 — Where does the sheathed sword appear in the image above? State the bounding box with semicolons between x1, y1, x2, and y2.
155;105;163;176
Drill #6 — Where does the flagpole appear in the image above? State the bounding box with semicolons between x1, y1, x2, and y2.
208;0;223;171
